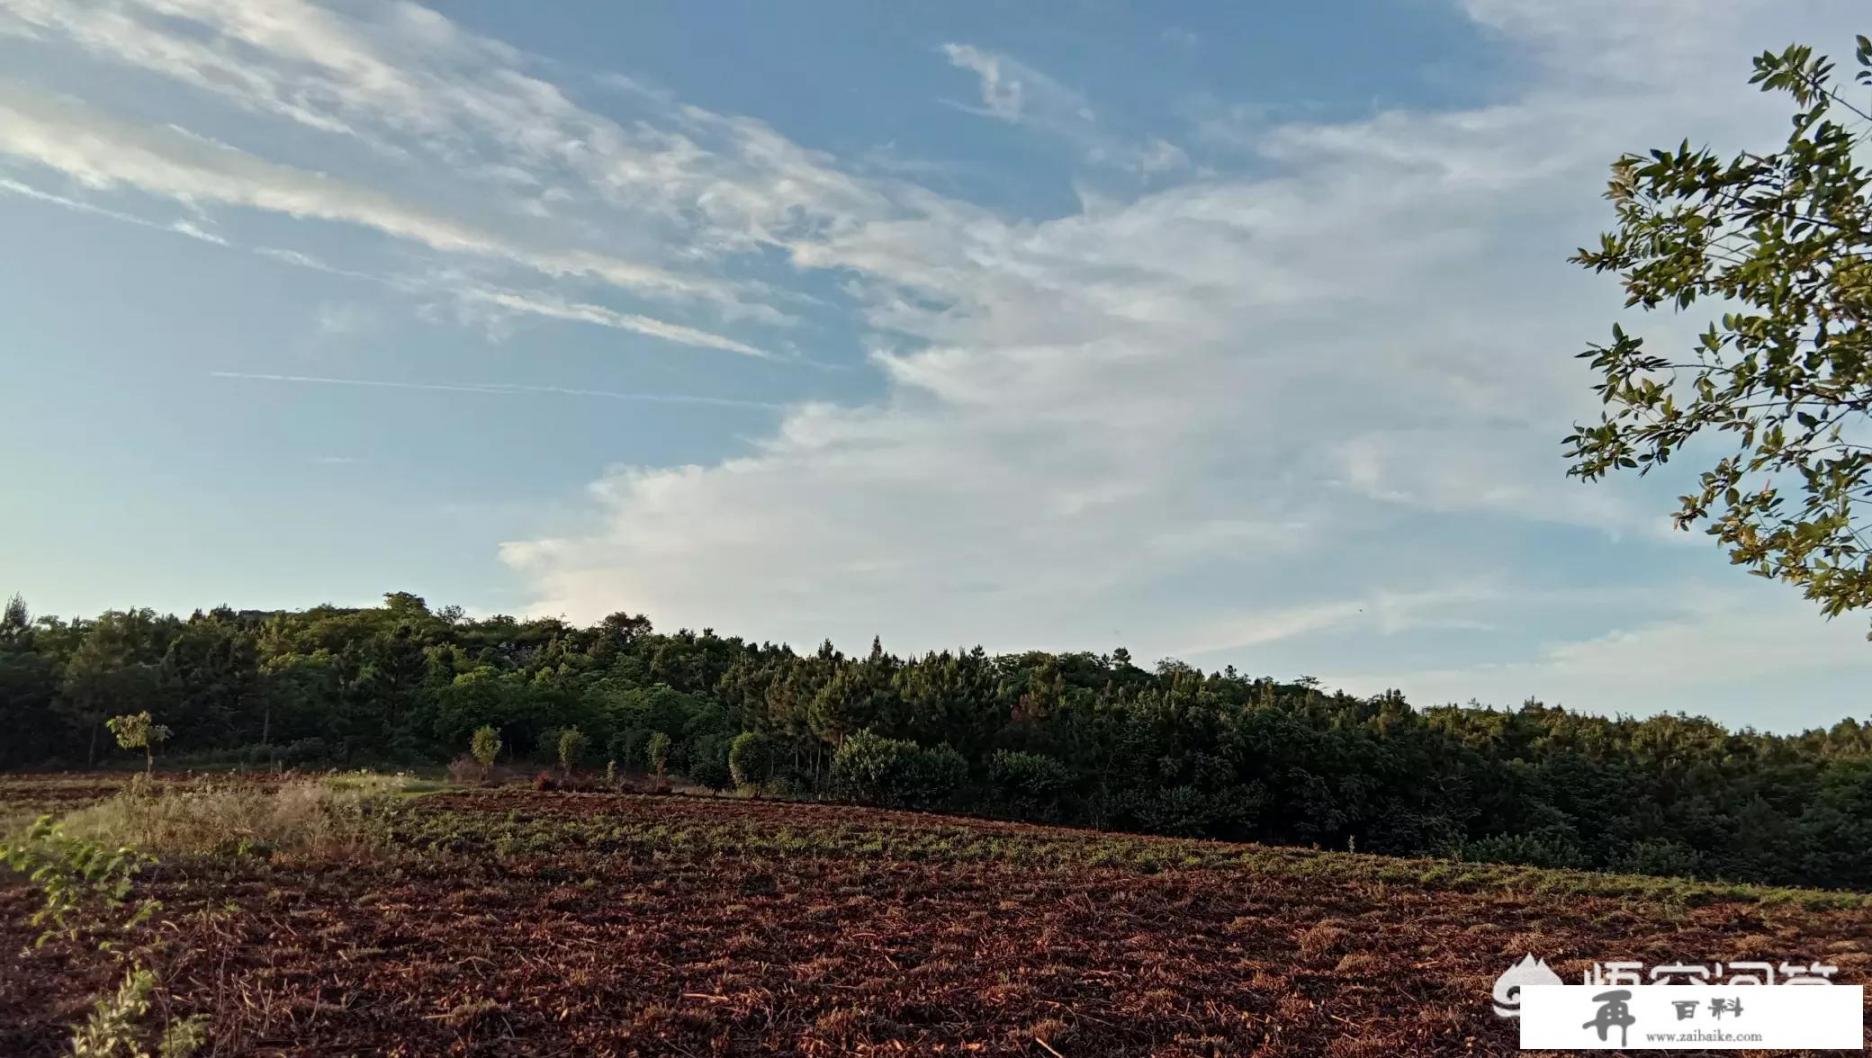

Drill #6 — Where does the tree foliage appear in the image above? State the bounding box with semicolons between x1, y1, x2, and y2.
104;712;171;777
469;725;501;772
556;726;589;775
1569;38;1872;623
0;592;1868;888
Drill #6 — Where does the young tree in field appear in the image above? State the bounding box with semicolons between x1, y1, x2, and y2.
557;726;589;776
470;724;502;779
645;731;670;781
1568;38;1872;627
106;711;171;777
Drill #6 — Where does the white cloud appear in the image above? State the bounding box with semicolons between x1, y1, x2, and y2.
500;0;1872;719
940;42;1189;176
941;44;1034;123
1173;583;1501;657
9;0;1869;724
0;85;778;355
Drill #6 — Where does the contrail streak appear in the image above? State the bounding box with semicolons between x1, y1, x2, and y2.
208;371;783;409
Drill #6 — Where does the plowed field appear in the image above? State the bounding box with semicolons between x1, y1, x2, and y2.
2;775;1866;1056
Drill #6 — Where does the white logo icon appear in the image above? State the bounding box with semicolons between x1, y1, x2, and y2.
1493;954;1563;1018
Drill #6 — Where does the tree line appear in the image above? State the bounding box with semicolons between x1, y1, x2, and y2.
2;592;1869;889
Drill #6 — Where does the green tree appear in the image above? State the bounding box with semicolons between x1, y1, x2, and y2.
470;724;502;777
557;726;589;776
1568;39;1872;625
0;595;64;768
646;731;671;780
106;711;172;776
62;610;172;766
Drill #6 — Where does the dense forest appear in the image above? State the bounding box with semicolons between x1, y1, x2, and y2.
2;591;1869;889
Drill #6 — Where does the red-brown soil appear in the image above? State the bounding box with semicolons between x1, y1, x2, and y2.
1;777;1866;1056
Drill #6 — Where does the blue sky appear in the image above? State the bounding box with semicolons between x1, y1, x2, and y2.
0;0;1868;731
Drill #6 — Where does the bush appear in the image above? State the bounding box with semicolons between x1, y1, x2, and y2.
1133;785;1215;837
1608;839;1706;880
831;730;968;810
1459;828;1589;870
557;727;590;775
646;732;671;778
987;750;1072;811
687;734;732;792
469;726;501;772
728;731;776;793
903;743;968;810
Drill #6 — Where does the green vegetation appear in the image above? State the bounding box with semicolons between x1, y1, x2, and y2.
2;592;1871;890
2;806;204;1055
645;730;671;781
68;968;206;1058
105;712;171;778
0;816;155;950
1569;39;1872;623
469;724;501;776
556;726;588;775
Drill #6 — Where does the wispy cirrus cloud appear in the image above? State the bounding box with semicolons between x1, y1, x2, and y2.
8;0;1872;730
208;371;782;409
940;42;1188;175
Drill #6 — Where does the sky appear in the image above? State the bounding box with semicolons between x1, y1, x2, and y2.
0;0;1868;732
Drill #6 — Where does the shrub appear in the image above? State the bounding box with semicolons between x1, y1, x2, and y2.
557;727;590;775
902;743;968;810
1459;828;1589;870
831;730;968;810
469;726;501;775
728;731;775;793
683;733;731;792
646;732;671;779
987;750;1071;811
1608;839;1706;880
830;730;910;805
1133;785;1218;837
608;727;650;773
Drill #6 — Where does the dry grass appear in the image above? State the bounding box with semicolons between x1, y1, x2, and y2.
52;776;401;860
